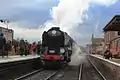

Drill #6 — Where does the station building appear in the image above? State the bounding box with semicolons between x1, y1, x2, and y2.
103;15;120;58
0;26;14;42
91;36;104;54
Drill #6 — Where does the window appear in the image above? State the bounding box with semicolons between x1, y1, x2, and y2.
118;31;120;35
116;18;120;21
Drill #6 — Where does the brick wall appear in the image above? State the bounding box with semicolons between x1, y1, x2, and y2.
104;31;118;46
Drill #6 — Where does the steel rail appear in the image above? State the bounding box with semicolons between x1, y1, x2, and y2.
78;63;83;80
14;69;44;80
43;71;59;80
88;57;107;80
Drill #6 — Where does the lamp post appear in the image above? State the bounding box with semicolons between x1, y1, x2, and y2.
0;20;9;41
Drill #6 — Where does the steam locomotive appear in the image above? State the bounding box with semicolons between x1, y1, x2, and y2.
40;27;73;68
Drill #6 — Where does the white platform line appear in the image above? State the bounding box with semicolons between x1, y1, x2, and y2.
90;55;120;67
0;55;40;64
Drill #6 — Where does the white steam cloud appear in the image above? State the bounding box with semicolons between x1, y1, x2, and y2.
0;0;118;43
50;0;91;34
70;43;85;65
92;0;118;6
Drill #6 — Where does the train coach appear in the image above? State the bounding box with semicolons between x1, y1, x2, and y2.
40;27;74;68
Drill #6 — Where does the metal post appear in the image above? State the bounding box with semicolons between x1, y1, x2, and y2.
5;22;9;41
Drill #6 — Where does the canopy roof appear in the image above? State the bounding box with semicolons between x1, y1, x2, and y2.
103;15;120;32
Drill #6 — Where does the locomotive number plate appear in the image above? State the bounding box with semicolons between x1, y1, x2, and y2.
49;50;55;53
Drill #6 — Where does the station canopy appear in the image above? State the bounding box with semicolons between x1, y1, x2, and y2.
103;15;120;31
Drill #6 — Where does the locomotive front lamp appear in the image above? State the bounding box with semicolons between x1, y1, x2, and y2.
52;30;57;34
60;48;65;53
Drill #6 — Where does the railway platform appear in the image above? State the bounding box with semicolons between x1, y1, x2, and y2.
0;55;40;64
91;54;120;66
0;55;41;80
90;54;120;80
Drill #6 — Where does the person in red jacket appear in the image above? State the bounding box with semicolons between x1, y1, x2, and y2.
31;42;37;55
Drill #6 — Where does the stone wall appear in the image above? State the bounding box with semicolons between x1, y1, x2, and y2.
89;55;119;80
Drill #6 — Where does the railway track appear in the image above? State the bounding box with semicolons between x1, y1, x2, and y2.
88;58;107;80
14;69;59;80
14;69;44;80
78;57;107;80
0;61;37;80
78;63;83;80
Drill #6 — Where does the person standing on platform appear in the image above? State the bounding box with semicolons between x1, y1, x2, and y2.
14;40;18;54
5;40;12;57
19;39;25;56
0;33;6;58
29;44;32;54
24;40;29;56
31;42;37;55
36;41;41;55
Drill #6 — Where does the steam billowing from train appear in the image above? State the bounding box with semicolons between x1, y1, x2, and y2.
2;0;118;44
69;43;85;65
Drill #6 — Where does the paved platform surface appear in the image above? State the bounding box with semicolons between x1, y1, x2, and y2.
90;54;120;67
0;55;40;64
94;54;120;64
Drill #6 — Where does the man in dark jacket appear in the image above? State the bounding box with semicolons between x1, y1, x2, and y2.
104;48;112;59
5;40;12;57
36;41;41;55
0;33;6;58
19;39;25;56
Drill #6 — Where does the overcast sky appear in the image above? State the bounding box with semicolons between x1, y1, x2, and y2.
0;0;120;46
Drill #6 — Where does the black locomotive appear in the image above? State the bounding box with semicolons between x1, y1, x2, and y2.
40;27;73;68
